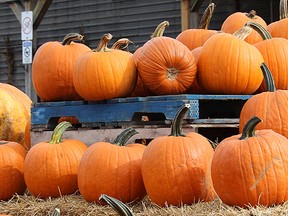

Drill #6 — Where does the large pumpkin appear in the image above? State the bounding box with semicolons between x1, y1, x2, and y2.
0;141;26;200
239;63;288;138
32;33;90;101
0;83;31;149
221;10;267;44
197;26;264;94
24;122;87;198
73;33;137;101
176;3;218;50
212;116;288;207
246;22;288;91
141;104;215;207
78;127;146;203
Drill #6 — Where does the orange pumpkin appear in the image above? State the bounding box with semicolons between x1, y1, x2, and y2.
239;63;288;138
176;3;218;50
0;83;31;149
141;104;216;207
73;33;137;101
247;22;288;91
221;10;267;44
212;116;288;207
78;127;146;203
197;26;264;94
0;141;26;200
24;121;87;198
32;33;90;101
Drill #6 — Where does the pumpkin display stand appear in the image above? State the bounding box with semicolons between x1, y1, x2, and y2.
30;94;251;146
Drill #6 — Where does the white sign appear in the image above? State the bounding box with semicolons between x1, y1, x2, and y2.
21;11;33;40
22;40;32;64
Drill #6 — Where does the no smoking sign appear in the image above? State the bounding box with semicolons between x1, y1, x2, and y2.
21;11;33;40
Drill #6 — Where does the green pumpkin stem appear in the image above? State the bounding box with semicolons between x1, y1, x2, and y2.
245;22;272;40
240;116;262;140
0;141;9;145
169;104;191;137
99;194;134;216
95;33;113;52
260;63;276;92
61;33;84;45
280;0;288;20
199;3;215;29
112;127;139;146
150;21;169;38
111;38;132;50
233;26;252;40
49;121;72;144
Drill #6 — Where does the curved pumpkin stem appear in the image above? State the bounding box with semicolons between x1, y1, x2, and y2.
0;141;9;145
150;21;169;38
95;33;113;52
245;22;272;40
111;38;133;50
99;194;134;216
233;26;252;40
199;3;215;29
240;116;262;140
49;121;72;144
260;63;276;92
112;127;139;146
61;33;84;45
169;104;190;137
280;0;288;19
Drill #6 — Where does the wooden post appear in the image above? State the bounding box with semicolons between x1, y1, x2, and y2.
181;0;190;31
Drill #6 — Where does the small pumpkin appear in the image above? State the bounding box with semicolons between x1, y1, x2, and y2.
141;104;215;207
78;127;146;204
32;33;90;101
176;3;218;50
73;33;137;101
24;121;87;198
0;141;26;200
197;26;264;94
221;10;267;44
212;116;288;207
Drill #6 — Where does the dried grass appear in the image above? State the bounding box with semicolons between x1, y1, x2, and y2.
1;191;288;216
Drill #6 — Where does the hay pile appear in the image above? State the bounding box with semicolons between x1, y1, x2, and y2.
1;191;288;216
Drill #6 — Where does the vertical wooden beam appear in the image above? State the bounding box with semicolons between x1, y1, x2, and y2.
181;0;190;31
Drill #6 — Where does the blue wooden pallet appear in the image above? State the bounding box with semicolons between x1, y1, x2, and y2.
31;94;252;129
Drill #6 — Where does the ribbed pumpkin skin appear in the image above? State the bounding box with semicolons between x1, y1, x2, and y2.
0;84;31;149
141;133;215;207
239;90;288;137
176;29;217;50
197;33;264;94
137;37;197;95
254;38;288;91
268;19;288;39
78;142;146;203
73;50;137;101
211;130;288;207
24;139;87;198
32;41;90;101
221;12;267;44
0;141;26;200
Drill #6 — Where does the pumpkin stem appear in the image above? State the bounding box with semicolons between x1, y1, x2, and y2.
95;33;113;52
240;116;262;140
280;0;288;19
0;141;9;145
245;22;272;40
112;127;139;146
233;26;252;40
150;21;169;38
111;38;133;50
99;194;134;216
260;62;276;92
199;3;215;29
169;104;190;137
49;121;72;144
246;10;258;19
61;33;84;45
